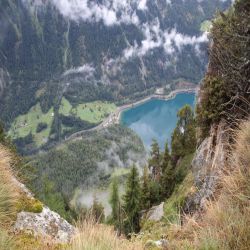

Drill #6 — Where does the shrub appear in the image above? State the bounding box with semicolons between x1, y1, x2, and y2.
36;122;48;133
17;196;43;213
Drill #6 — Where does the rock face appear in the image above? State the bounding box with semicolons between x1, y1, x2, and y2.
184;121;229;212
147;202;165;222
14;206;75;243
13;177;76;243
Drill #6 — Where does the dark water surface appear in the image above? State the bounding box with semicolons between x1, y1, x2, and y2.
121;93;195;150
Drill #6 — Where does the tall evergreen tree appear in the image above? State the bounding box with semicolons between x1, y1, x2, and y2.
140;166;151;210
160;141;175;198
161;163;176;199
109;177;120;225
161;141;170;172
123;165;141;234
148;139;162;180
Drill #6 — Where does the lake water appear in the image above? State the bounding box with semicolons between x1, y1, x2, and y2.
121;93;196;150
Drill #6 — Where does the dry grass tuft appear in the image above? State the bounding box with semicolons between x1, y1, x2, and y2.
0;145;19;227
70;217;144;250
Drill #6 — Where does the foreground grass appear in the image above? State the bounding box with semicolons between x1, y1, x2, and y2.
70;217;144;250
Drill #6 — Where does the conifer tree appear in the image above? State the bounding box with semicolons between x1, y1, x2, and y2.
148;139;162;180
161;141;170;172
140;166;151;210
109;177;120;225
123;165;141;234
160;163;176;199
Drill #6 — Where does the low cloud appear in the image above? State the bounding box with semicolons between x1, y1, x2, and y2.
63;64;95;77
123;18;209;59
49;0;142;26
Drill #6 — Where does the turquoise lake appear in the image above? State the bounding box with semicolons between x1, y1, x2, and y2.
121;93;196;150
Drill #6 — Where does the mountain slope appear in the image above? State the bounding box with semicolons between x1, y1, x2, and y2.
0;0;231;149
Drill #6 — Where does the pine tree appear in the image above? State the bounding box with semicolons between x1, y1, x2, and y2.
161;141;170;172
109;177;120;224
148;139;162;180
123;165;141;234
160;163;176;199
160;141;175;198
141;166;151;210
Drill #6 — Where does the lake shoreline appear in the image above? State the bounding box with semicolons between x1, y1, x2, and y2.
111;86;199;126
66;86;199;141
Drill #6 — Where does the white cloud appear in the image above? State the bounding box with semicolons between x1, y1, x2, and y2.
63;64;95;76
138;0;148;10
49;0;142;26
123;18;209;59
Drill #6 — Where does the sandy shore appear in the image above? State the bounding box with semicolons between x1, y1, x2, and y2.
66;86;199;141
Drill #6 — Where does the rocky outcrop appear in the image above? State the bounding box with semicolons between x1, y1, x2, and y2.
184;121;230;212
144;202;164;222
13;177;76;243
14;206;75;243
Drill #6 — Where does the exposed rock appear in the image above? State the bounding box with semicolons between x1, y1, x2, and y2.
184;121;229;212
146;202;164;221
14;206;76;243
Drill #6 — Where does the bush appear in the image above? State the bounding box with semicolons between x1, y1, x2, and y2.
17;196;43;213
36;122;48;133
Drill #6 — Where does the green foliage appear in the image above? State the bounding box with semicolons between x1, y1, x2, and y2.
25;125;145;220
123;165;141;234
17;196;43;213
171;105;196;163
164;172;195;224
148;139;161;181
36;122;48;133
196;76;228;138
140;167;151;210
109;177;120;226
41;177;74;221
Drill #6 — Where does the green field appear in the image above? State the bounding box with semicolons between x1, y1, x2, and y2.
9;98;117;147
59;97;116;124
8;103;54;146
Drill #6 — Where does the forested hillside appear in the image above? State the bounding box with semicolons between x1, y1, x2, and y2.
25;125;146;220
0;0;231;151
